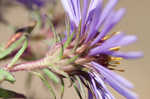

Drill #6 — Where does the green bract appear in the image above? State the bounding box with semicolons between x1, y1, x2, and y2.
0;69;15;83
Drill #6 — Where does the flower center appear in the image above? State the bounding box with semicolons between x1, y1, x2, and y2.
93;54;111;68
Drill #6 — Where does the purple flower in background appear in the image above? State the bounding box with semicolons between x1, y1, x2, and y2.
16;0;46;10
61;0;143;99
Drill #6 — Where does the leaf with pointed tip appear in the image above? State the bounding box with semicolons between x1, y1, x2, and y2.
73;21;82;52
43;68;60;83
64;31;75;48
0;36;26;59
32;72;56;99
0;69;15;83
75;76;86;99
60;79;64;99
71;77;83;99
57;34;64;59
73;82;83;99
46;15;58;42
48;66;69;78
0;88;26;98
67;55;78;64
8;39;28;68
31;11;42;29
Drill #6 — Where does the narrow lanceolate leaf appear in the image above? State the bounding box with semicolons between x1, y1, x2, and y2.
65;19;70;39
48;65;69;78
31;11;42;28
67;55;78;64
59;43;64;59
0;69;15;83
46;15;58;42
0;88;26;98
32;72;56;99
7;39;28;68
60;79;64;99
0;36;26;59
75;76;86;99
57;34;64;59
64;31;75;48
43;68;60;84
73;21;82;52
73;82;83;99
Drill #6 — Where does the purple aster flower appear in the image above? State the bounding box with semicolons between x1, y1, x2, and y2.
61;0;143;99
1;0;143;99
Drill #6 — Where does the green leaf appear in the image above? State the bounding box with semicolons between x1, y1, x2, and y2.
60;79;64;99
7;39;28;68
43;68;60;84
73;82;83;99
31;11;42;28
75;76;86;99
64;31;75;48
46;15;58;42
48;65;69;78
67;55;78;64
73;21;82;52
0;87;26;98
0;69;15;83
0;36;26;59
57;34;64;59
64;18;71;43
32;72;56;99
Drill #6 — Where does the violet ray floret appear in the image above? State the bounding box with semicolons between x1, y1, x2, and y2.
91;62;138;99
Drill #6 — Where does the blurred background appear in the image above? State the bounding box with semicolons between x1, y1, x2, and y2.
0;0;149;99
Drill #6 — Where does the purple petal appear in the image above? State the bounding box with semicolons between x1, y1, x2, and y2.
61;0;77;25
104;35;137;51
89;33;137;56
106;78;138;99
85;0;103;42
91;62;134;89
91;62;138;99
85;0;103;27
88;89;93;99
108;51;143;59
70;0;81;24
88;0;103;13
81;0;89;35
86;10;115;44
89;32;125;55
91;8;126;46
115;35;137;46
90;75;103;99
92;72;115;99
96;0;118;30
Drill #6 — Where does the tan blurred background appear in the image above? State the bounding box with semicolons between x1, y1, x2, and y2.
0;0;149;99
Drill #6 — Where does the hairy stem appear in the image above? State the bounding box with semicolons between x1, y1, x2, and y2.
4;58;76;73
8;58;48;72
